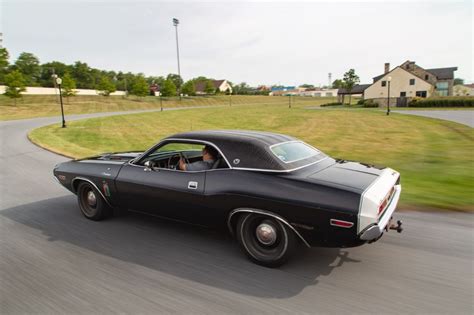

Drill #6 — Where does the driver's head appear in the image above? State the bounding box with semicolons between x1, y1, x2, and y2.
202;145;218;161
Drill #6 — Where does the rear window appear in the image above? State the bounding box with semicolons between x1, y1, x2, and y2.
270;141;320;163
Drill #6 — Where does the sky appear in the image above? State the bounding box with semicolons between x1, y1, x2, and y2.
1;0;473;86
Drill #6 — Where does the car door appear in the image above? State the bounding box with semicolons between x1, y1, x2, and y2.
114;162;206;222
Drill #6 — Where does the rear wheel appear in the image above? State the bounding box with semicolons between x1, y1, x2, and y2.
77;182;111;221
236;213;296;267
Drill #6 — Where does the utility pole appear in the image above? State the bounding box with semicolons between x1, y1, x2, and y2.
173;18;182;100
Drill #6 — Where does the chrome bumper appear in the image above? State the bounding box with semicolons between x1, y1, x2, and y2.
359;184;402;241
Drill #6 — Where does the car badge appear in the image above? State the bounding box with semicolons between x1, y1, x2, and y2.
102;181;111;197
233;158;240;165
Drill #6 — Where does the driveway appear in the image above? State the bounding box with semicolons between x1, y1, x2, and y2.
393;110;474;127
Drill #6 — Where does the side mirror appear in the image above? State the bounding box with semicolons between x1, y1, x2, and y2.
144;160;155;171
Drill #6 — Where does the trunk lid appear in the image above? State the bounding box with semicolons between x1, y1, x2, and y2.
306;160;385;192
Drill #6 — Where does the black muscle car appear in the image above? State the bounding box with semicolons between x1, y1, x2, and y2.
54;130;403;267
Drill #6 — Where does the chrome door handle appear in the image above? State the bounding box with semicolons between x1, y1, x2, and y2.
188;181;198;190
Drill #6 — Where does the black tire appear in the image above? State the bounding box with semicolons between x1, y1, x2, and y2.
77;182;112;221
236;213;296;267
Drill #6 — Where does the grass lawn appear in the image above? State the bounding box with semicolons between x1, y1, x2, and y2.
0;94;335;121
29;106;474;211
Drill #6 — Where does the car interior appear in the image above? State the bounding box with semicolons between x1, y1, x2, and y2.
139;142;228;171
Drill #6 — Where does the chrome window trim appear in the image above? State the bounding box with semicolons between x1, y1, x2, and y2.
125;161;233;174
131;137;327;173
269;140;321;164
227;208;311;248
232;156;328;173
71;177;113;208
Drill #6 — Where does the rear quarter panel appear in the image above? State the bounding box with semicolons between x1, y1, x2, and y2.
203;169;363;247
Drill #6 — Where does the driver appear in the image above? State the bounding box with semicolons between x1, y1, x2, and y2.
179;145;218;171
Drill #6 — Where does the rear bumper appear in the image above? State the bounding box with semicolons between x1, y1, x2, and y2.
359;184;402;241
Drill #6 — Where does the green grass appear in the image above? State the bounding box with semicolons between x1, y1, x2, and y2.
0;94;335;120
29;105;474;211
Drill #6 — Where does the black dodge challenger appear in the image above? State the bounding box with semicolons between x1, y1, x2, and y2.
54;130;402;267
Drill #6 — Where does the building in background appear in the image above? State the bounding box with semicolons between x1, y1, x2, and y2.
364;61;457;106
453;83;474;96
195;79;232;95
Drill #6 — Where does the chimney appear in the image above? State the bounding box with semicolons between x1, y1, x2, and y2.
384;63;390;74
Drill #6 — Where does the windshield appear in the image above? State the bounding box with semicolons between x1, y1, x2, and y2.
270;141;320;163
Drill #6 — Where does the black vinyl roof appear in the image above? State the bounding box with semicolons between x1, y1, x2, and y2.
165;130;326;171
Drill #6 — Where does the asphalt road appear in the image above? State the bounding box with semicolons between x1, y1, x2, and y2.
1;110;473;314
392;110;474;127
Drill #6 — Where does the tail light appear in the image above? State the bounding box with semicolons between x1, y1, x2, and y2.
378;186;395;216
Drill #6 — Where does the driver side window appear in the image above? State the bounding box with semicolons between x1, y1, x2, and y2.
141;142;205;170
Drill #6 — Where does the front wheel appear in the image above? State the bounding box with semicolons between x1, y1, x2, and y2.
77;182;111;221
236;213;296;267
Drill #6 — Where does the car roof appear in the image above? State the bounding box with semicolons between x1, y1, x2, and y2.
165;130;326;172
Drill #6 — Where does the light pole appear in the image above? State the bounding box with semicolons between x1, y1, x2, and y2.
386;76;391;116
173;18;181;100
56;77;66;128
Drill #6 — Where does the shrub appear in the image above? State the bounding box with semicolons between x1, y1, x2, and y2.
362;99;379;108
320;102;342;107
408;97;474;107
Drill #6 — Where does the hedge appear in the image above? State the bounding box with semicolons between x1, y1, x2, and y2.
409;97;474;107
320;102;342;107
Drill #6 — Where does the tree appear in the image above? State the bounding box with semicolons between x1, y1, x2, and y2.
13;52;41;85
454;78;464;85
233;82;251;95
160;79;177;97
147;76;165;86
0;48;9;84
39;61;71;87
130;76;150;97
204;80;215;94
181;80;196;96
332;79;345;89
61;72;77;98
97;76;116;96
342;69;360;105
166;73;183;90
4;70;26;105
71;61;94;89
300;84;314;89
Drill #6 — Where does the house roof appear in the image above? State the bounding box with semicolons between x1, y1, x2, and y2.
463;83;474;88
425;67;458;80
337;84;371;95
195;79;226;92
373;65;457;82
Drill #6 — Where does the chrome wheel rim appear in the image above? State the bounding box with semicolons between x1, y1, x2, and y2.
255;222;277;246
86;190;97;207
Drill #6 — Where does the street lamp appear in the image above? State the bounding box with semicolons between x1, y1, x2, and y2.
386;76;392;116
173;18;181;100
56;77;66;128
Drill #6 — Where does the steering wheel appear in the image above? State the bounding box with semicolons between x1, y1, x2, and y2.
167;152;190;170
